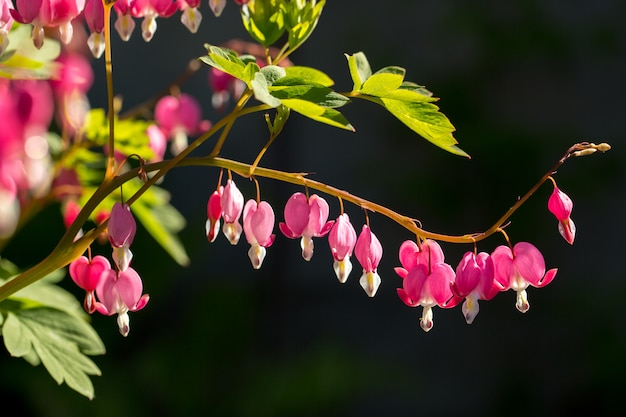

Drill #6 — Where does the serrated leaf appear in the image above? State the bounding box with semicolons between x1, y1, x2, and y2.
270;81;350;108
346;52;372;91
284;66;334;87
2;308;104;399
379;97;468;157
200;45;260;86
280;99;354;131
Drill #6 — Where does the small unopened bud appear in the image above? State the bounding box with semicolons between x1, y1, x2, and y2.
596;142;611;152
573;148;596;157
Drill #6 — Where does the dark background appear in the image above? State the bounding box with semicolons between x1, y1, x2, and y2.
2;0;625;416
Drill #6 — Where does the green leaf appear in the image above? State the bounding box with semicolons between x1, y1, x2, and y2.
283;0;326;51
379;98;468;157
200;45;260;86
1;302;105;399
345;52;372;91
252;71;282;107
280;99;354;131
359;66;406;96
128;181;190;267
284;65;334;87
0;24;60;80
270;81;350;109
241;0;286;47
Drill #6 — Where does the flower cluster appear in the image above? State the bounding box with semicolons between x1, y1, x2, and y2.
205;180;386;296
202;176;582;332
69;202;149;336
5;0;250;58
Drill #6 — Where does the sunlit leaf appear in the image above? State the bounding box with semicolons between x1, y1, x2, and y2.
0;24;60;80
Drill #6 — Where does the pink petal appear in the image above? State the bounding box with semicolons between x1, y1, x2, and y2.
396;288;418;307
427;263;456;306
306;194;330;237
282;192;309;237
453;251;482;297
403;264;428;303
221;180;244;223
398;240;419;270
355;225;383;272
513;242;546;286
537;268;558;288
108;202;136;248
116;267;144;310
548;186;573;221
491;245;515;289
328;213;357;261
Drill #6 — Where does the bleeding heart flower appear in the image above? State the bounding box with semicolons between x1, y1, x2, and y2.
327;213;357;283
69;255;111;313
354;224;383;297
547;183;576;245
243;199;275;269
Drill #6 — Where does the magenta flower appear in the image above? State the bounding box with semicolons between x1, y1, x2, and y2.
108;202;137;271
452;251;500;324
243;199;276;269
205;186;223;243
279;192;334;261
113;0;136;41
397;261;459;332
548;184;576;245
130;0;178;41
328;213;357;283
395;239;459;331
354;225;383;297
220;179;244;245
394;239;445;279
84;0;104;58
69;255;111;313
95;267;150;337
491;242;558;313
146;124;167;162
11;0;86;48
154;93;207;155
177;0;202;33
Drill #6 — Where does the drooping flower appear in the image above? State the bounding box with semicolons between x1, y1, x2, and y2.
354;224;383;297
491;242;558;313
84;0;105;58
108;202;136;271
220;179;244;245
95;267;150;337
395;239;460;332
0;0;14;55
130;0;178;41
205;186;223;243
113;0;136;41
548;183;576;245
11;0;86;48
279;192;334;261
327;213;357;283
69;255;111;313
154;93;208;155
177;0;202;33
208;0;226;17
452;251;500;324
243;199;275;269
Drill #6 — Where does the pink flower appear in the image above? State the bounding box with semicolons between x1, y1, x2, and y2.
177;0;202;33
491;242;558;313
452;251;500;324
154;93;207;155
95;267;150;337
11;0;86;47
243;199;275;269
205;186;223;243
395;239;459;331
69;255;111;313
279;192;333;261
0;0;15;55
84;0;104;58
108;202;137;271
208;67;245;112
220;179;244;244
146;124;167;162
394;239;445;279
113;0;136;41
328;213;357;283
354;225;383;297
130;0;178;41
548;184;576;245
